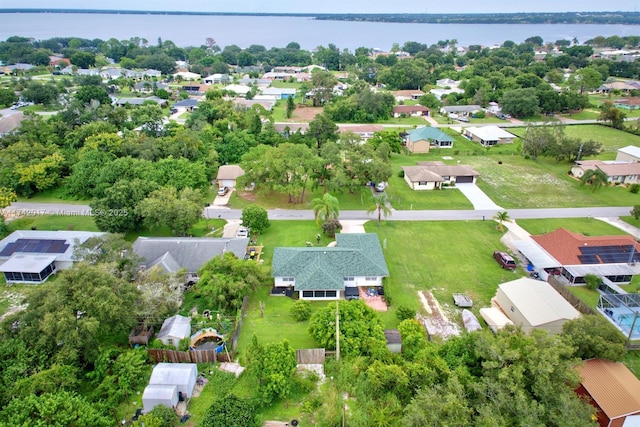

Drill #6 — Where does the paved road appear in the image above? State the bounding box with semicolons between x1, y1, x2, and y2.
7;203;633;223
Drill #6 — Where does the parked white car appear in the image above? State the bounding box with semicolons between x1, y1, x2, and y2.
236;227;249;238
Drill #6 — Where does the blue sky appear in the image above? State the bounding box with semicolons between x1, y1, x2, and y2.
9;1;638;13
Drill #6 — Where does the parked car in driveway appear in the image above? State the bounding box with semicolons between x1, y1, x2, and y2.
493;250;517;269
217;186;229;196
236;227;249;238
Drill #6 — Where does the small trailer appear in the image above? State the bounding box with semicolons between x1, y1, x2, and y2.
452;293;473;308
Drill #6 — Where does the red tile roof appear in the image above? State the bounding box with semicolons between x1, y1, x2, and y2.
531;228;640;265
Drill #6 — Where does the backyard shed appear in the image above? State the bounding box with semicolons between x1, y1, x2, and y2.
156;315;191;349
142;384;178;413
148;363;198;398
384;329;402;353
494;277;580;334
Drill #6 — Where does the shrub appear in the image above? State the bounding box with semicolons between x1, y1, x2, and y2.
322;219;342;237
290;300;312;321
397;170;405;178
396;305;416;321
584;273;602;291
630;184;640;194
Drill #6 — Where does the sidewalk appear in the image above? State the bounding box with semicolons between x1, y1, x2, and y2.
595;217;640;240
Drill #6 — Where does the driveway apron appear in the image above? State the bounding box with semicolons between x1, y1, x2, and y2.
455;183;503;210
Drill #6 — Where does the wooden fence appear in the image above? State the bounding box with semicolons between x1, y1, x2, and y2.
231;296;250;353
296;348;326;364
548;276;596;315
147;348;233;364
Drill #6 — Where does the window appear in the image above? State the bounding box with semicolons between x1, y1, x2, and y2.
343;277;354;282
326;290;337;298
418;181;427;185
365;277;377;281
282;277;294;282
302;291;313;298
510;306;515;312
314;290;326;298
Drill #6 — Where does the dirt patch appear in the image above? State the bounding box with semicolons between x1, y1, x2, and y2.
290;105;323;122
417;291;460;339
236;190;256;202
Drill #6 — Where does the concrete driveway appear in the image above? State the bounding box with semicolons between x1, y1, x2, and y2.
456;183;503;210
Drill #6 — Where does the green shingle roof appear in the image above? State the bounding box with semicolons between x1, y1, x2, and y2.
408;127;453;142
272;233;389;291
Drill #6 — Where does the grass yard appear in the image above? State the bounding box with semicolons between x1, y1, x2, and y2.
8;215;99;232
515;217;629;236
253;220;331;263
364;220;522;328
624;352;640;379
17;187;90;204
567;286;601;309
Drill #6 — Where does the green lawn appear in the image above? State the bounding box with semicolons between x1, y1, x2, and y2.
516;217;629;236
17;187;90;204
567;286;600;309
376;116;432;125
8;215;99;232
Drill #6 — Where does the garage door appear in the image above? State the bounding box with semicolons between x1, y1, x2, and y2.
456;176;474;183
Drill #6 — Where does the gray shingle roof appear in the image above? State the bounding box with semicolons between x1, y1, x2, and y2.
272;233;389;291
133;237;249;273
157;314;191;340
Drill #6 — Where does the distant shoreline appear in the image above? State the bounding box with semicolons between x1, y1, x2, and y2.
0;9;639;25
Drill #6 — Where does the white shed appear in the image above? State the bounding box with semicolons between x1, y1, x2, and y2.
156;315;191;349
149;363;198;398
142;384;178;412
494;277;580;334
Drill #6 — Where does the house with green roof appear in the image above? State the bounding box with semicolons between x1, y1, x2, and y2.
405;126;454;153
272;233;389;300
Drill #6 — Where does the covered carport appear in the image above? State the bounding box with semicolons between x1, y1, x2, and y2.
513;239;561;280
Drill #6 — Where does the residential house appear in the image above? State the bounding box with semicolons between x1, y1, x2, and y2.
182;84;209;95
101;67;136;79
237;77;271;88
435;78;461;88
596;81;640;94
392;89;424;102
232;98;276;111
613;97;640;110
48;55;69;67
75;68;100;76
402;161;479;190
429;87;465;100
173;71;201;81
115;96;168;107
274;123;309;136
338;124;384;141
463;125;516;146
576;359;640;427
393;105;430;118
271;233;389;300
4;63;35;73
173;98;200;110
513;227;640;285
493;277;580;334
571;160;640;185
0;111;24;137
404;127;454;153
133;237;249;284
616;145;640;162
141;69;162;78
223;84;252;96
216;165;245;189
262;71;294;81
203;73;232;84
156;315;191;348
0;230;104;284
440;105;482;117
261;87;297;99
133;81;169;93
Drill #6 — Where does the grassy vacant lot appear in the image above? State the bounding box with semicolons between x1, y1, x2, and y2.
516;217;629;236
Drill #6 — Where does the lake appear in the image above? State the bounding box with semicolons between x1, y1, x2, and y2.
1;13;639;51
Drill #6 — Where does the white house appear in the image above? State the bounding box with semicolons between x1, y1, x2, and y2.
616;145;640;163
402;161;479;190
272;233;389;300
148;363;198;398
463;126;516;146
571;160;640;185
0;230;104;284
216;165;245;189
156;315;191;348
203;73;232;84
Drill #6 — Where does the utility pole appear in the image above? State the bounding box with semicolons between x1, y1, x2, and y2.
335;299;340;361
575;142;584;164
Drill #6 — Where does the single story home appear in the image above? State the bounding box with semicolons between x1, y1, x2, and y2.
392;90;424;101
338;124;384;141
237;77;271;88
463;125;516;146
148;363;198;398
596;81;639;93
223;84;252;96
133;237;249;283
271;233;389;300
0;111;25;137
262;71;294;81
435;78;460;88
173;98;199;110
616;145;640;162
203;73;232;84
514;227;640;285
133;81;169;93
440;105;482;117
115;96;168;107
232;98;276;111
493;277;580;334
613;97;640;111
571;160;640;185
429;87;465;100
216;165;245;189
576;358;640;427
402;161;479;190
274;123;309;136
261;87;297;99
393;105;430;118
173;71;201;81
404;127;454;153
0;230;104;284
182;84;209;95
156;314;191;348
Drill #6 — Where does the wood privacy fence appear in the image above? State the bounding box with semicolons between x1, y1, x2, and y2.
231;296;250;353
296;348;326;364
147;348;233;364
548;276;596;315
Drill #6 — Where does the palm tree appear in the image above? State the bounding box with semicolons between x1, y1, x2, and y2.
312;193;340;225
493;211;510;232
580;169;609;192
368;193;392;225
